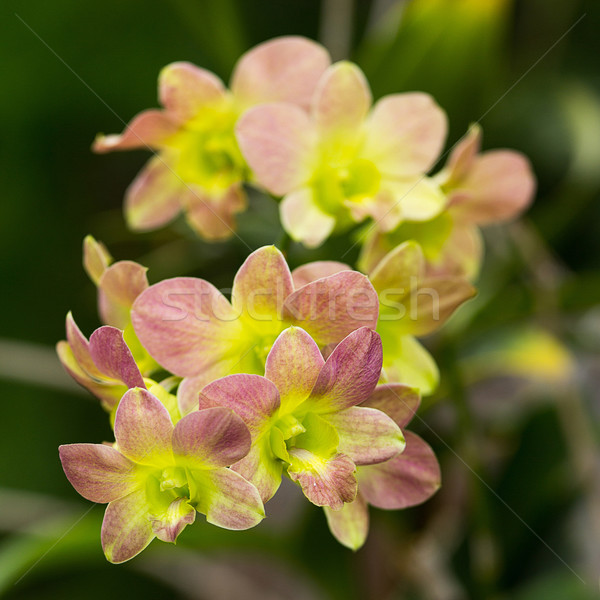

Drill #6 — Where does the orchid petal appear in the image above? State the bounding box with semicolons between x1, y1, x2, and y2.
83;235;112;286
312;62;371;139
363;93;447;176
324;494;369;550
131;277;243;378
97;261;149;329
430;222;483;280
151;497;196;543
59;444;138;503
369;240;424;298
93;110;179;153
381;178;446;227
362;383;421;428
89;327;146;389
359;431;441;509
177;366;231;417
65;312;104;380
235;102;316;196
114;388;174;466
124;156;184;231
159;62;226;122
326;406;405;466
101;488;155;563
173;407;251;469
309;327;382;412
291;261;350;288
265;327;324;412
280;187;336;248
444;124;481;184
284;272;379;345
189;468;265;530
231;36;330;111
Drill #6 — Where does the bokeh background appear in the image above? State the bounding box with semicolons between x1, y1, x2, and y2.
1;0;599;598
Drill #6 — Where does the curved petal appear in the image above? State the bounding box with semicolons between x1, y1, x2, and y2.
363;93;447;176
265;327;324;412
443;123;481;184
173;407;251;469
429;222;483;280
152;497;196;543
189;468;265;530
385;177;446;224
369;240;424;297
231;36;330;110
362;383;421;428
131;277;243;378
59;443;138;504
177;366;232;417
83;235;112;286
124;157;184;231
97;261;149;329
159;62;226;122
231;245;293;320
284;271;379;346
449;150;536;225
323;494;369;550
65;312;104;380
291;261;350;288
312;61;371;139
326;406;405;465
114;388;174;466
359;431;441;509
93;110;179;153
309;327;382;412
101;488;155;563
89;327;146;389
235;103;316;196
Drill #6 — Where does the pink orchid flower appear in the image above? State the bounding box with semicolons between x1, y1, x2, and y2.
324;384;441;550
60;387;264;563
131;245;379;416
198;326;405;510
236;61;448;247
94;37;330;240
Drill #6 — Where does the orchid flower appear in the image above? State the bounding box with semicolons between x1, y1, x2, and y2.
60;388;264;563
324;384;441;550
291;242;475;394
93;37;330;239
359;124;536;279
131;245;379;416
198;326;405;509
236;61;447;247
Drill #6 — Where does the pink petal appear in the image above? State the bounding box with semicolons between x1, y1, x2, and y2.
323;494;369;550
177;366;232;417
124;157;184;231
151;497;196;543
284;271;379;346
198;374;280;438
291;261;350;288
173;407;251;468
444;124;481;183
264;327;324;411
369;240;424;297
93;110;179;153
59;443;138;503
448;150;536;225
231;36;330;110
65;312;104;380
312;61;371;138
190;468;265;530
101;488;155;563
97;261;149;329
326;406;405;466
159;62;226;122
309;327;382;412
363;93;447;176
131;277;242;378
231;245;294;319
287;449;357;510
428;222;483;280
89;326;146;389
183;183;247;241
359;431;441;509
83;235;112;286
280;187;336;248
114;388;174;466
235;103;316;196
362;384;421;428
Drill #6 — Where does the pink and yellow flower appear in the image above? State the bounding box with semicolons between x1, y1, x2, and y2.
60;387;264;563
94;37;330;239
198;326;405;509
236;61;447;247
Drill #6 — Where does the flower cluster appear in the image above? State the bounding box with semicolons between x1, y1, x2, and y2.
59;36;535;562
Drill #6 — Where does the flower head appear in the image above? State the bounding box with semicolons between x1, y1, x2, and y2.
94;37;330;240
60;387;264;563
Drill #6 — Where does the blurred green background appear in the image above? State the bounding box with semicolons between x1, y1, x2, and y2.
1;0;599;598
